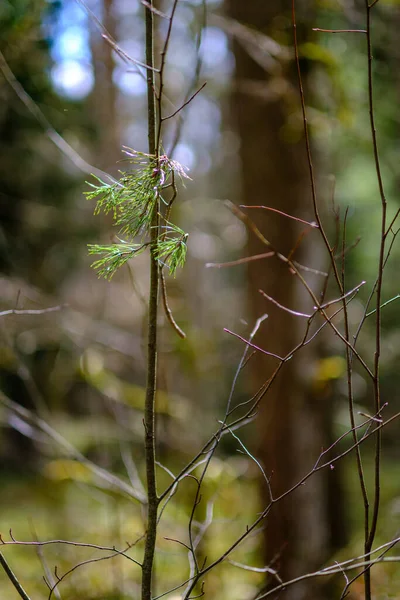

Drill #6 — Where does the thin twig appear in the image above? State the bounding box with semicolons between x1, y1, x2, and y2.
241;205;318;228
101;34;159;72
224;329;285;361
0;305;67;318
141;0;169;19
162;82;207;121
0;392;145;503
313;28;367;33
0;51;116;183
0;553;32;600
366;294;400;317
185;410;400;598
160;268;186;338
47;541;139;600
259;290;312;318
228;203;374;379
29;522;62;600
363;1;388;594
205;252;275;269
169;0;206;157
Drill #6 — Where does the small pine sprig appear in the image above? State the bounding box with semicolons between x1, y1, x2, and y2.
88;242;148;280
155;223;188;277
87;149;190;279
115;165;163;237
122;147;191;184
85;176;126;218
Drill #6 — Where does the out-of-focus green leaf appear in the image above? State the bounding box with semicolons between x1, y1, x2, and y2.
300;42;337;67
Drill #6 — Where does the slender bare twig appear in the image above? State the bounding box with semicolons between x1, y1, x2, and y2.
385;207;400;235
366;294;400;317
228;427;272;500
319;281;366;309
228;560;281;579
0;552;32;600
162;82;207;121
313;28;367;33
259;290;312;318
47;540;140;600
241;205;319;228
0;392;146;503
141;1;169;19
339;535;400;599
293;4;377;593
1;535;141;563
0;51;116;183
160;268;186;338
224;330;285;361
29;522;61;600
183;410;400;598
255;554;400;600
101;34;159;72
75;0;158;72
169;0;206;158
205;252;275;269
227;203;374;379
0;305;67;318
340;210;369;554
362;2;388;595
182;501;214;599
155;0;180;152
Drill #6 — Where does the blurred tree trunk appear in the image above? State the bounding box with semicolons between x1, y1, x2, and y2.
227;1;346;597
90;0;120;171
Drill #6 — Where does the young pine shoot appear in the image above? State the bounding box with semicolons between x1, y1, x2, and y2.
86;149;189;279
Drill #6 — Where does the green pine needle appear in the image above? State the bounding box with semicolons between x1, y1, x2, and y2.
88;242;148;280
85;176;126;218
155;233;188;276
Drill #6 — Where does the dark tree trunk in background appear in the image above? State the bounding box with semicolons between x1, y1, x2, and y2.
90;0;120;171
227;1;346;597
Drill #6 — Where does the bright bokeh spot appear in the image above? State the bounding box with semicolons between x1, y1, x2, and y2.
51;59;94;100
113;68;147;97
51;25;91;62
173;143;196;171
200;26;230;69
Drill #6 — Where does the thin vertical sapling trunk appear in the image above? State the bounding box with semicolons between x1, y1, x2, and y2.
141;2;159;598
86;3;191;598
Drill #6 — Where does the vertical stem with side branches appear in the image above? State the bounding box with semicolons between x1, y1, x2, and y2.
142;1;159;598
364;1;387;597
291;1;374;595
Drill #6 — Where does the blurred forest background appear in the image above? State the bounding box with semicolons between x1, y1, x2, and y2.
0;0;400;598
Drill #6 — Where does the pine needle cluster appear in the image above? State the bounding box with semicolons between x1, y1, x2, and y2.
86;149;189;279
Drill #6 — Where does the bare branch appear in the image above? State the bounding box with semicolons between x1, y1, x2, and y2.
160;268;186;338
313;28;367;33
0;392;146;504
241;205;319;228
0;553;32;600
205;252;275;269
0;305;67;318
141;0;169;19
0;51;116;183
259;290;312;318
224;329;285;361
162;82;207;121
